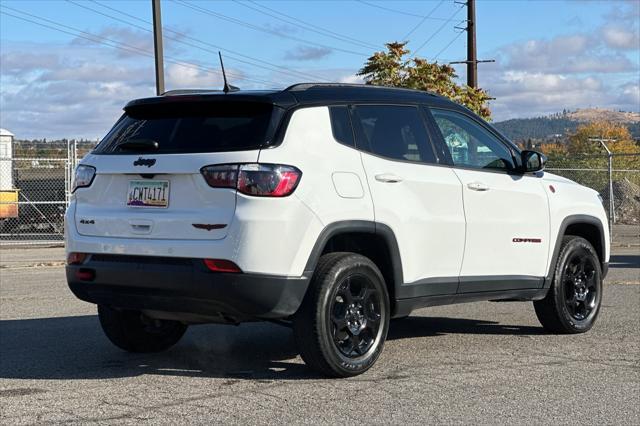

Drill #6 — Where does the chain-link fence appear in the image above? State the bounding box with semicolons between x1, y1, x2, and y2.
0;141;88;245
546;153;640;226
1;141;638;245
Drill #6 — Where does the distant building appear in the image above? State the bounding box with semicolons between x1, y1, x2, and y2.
0;128;14;190
0;128;19;220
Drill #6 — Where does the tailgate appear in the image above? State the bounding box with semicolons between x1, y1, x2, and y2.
74;151;259;240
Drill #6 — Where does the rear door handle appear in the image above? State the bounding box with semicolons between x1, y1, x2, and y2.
375;174;403;183
467;182;490;191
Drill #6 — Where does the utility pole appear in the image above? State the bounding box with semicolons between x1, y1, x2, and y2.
152;0;165;95
466;0;477;88
450;0;493;89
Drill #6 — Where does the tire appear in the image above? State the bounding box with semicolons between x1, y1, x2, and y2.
98;305;187;353
293;252;390;377
534;236;603;334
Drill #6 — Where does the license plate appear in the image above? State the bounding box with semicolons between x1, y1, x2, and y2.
126;180;170;208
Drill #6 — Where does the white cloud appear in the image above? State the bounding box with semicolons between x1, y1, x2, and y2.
483;1;639;120
617;82;640;106
601;26;640;50
0;52;61;76
337;74;365;84
0;27;264;139
165;63;225;88
40;63;149;83
284;46;332;61
70;26;154;59
497;34;634;74
486;70;638;120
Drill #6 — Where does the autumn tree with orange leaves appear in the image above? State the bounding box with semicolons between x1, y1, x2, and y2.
568;121;639;155
357;42;492;120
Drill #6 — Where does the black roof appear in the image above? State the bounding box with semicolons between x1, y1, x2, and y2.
124;83;460;111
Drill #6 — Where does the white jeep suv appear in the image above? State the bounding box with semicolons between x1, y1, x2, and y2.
66;83;609;377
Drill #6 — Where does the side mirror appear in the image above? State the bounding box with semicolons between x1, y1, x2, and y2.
521;150;546;173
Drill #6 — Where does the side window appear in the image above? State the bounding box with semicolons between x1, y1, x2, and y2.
351;105;436;164
430;108;515;170
328;106;355;147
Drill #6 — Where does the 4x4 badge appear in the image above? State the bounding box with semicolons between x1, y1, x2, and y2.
133;157;156;167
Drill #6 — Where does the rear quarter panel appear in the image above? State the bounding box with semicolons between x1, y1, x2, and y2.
259;106;374;226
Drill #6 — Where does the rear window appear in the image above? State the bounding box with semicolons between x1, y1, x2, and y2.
94;101;281;154
329;106;355;147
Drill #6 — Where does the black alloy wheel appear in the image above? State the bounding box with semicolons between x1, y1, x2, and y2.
562;251;599;321
330;274;383;358
293;252;390;377
534;236;603;334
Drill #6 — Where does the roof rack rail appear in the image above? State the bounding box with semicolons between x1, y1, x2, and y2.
283;82;437;96
161;89;223;96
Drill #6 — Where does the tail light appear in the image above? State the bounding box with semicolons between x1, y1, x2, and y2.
201;164;301;197
72;165;96;192
67;252;88;265
200;164;238;189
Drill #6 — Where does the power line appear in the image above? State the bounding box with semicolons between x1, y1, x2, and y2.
0;5;279;87
72;0;326;82
433;30;464;61
172;0;368;57
0;8;152;60
246;0;378;49
402;0;445;40
89;0;326;81
233;0;378;50
412;5;464;56
356;0;456;21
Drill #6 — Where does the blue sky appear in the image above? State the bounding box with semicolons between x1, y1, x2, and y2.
1;0;639;139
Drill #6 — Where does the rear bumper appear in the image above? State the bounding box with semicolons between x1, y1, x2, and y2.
66;254;310;322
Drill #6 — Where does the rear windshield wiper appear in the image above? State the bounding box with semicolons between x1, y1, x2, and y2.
115;139;159;152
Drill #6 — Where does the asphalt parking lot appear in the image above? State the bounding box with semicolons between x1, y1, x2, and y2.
1;231;638;424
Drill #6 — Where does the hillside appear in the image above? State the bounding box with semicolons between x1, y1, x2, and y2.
565;108;639;124
494;108;640;141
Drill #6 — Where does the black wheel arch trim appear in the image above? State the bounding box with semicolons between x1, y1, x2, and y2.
545;214;608;287
303;215;607;315
303;220;404;294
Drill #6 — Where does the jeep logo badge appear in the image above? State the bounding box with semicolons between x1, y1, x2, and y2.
133;157;156;167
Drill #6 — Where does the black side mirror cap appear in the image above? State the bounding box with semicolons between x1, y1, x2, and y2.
521;150;546;173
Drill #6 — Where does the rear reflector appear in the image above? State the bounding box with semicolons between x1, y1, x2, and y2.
203;259;242;273
75;268;95;281
67;252;88;265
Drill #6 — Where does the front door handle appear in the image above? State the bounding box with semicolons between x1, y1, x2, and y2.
375;174;403;183
467;181;490;191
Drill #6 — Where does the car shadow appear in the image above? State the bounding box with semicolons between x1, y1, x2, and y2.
387;316;544;340
609;254;640;269
0;314;544;381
